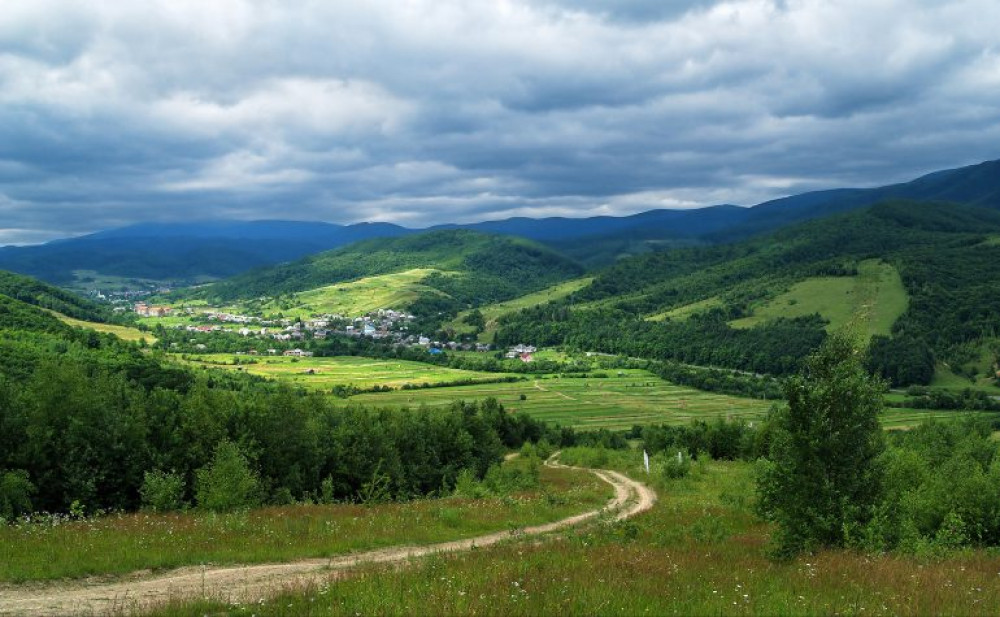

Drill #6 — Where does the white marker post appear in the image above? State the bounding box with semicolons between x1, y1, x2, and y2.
643;449;650;474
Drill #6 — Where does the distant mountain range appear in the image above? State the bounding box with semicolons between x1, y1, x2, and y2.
1;158;998;284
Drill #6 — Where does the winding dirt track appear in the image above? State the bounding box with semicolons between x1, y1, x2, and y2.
0;455;656;616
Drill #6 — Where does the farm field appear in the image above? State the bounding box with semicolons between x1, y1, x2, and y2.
181;354;515;391
50;311;156;344
729;259;908;340
333;370;773;429
447;277;594;340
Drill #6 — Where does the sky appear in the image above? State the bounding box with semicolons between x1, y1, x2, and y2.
1;0;999;245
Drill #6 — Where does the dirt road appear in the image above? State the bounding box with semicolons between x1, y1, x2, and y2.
0;456;656;616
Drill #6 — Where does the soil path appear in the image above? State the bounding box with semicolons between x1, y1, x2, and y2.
0;455;656;616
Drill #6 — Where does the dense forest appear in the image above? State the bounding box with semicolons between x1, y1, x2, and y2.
496;201;1000;383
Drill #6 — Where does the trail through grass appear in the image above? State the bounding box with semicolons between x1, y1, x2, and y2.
158;454;1000;617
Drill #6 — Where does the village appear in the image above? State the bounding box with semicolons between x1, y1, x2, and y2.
134;302;537;359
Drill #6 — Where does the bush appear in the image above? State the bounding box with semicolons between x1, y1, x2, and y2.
662;453;691;479
195;440;261;511
0;470;36;521
140;469;186;512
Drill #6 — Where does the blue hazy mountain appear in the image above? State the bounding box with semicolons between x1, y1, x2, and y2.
1;158;998;283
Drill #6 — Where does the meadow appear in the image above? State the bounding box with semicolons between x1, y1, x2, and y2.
154;450;1000;617
0;457;609;583
181;354;517;391
729;259;908;340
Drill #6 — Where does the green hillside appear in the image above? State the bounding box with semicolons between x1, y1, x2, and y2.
0;270;109;322
197;229;583;304
495;201;1000;384
729;259;908;340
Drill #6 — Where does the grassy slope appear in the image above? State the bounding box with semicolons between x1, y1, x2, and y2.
447;277;594;340
646;296;724;322
162;455;1000;617
181;355;516;390
266;268;452;318
197;229;583;303
729;259;908;339
49;311;156;344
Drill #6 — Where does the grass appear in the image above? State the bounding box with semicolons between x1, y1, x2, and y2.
154;453;1000;617
332;370;775;429
269;268;453;319
49;311;156;344
0;457;609;583
646;296;723;322
180;354;518;391
447;277;594;341
730;259;908;341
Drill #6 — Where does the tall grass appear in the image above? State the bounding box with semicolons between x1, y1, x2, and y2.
0;459;609;582
155;455;1000;616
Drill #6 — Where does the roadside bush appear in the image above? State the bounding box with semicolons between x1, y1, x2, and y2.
140;469;186;512
195;441;261;511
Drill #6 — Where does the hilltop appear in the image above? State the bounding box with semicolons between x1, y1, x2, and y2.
190;229;585;324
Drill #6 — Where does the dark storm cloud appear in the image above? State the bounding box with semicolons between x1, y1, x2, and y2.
0;0;999;244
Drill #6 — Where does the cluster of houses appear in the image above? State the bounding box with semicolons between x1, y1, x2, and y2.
133;302;173;317
505;344;537;362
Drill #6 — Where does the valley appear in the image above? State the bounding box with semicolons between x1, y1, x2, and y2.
3;161;1000;616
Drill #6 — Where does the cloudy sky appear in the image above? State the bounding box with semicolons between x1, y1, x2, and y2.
1;0;999;244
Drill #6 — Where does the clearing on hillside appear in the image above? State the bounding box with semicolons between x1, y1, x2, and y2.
50;311;156;344
729;259;907;339
262;268;453;318
646;296;724;322
447;277;594;341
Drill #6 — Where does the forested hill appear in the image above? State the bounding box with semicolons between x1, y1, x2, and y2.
192;229;585;307
495;201;1000;383
0;270;109;322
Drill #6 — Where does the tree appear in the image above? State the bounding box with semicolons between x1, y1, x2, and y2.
756;334;886;556
195;440;261;511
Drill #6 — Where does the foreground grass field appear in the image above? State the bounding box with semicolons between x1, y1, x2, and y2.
0;457;608;583
730;259;908;340
181;354;516;391
158;451;1000;617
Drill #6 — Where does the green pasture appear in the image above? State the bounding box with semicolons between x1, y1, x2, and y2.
447;277;594;340
729;259;907;340
181;354;515;390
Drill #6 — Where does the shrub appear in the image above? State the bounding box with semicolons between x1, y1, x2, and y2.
140;469;186;512
195;440;261;511
0;470;36;522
